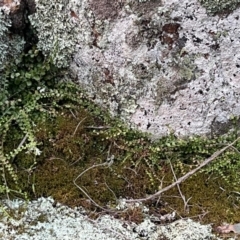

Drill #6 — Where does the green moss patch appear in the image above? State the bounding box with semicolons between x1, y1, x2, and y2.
2;98;240;228
199;0;240;15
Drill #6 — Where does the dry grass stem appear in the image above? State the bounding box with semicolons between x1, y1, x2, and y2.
125;137;240;203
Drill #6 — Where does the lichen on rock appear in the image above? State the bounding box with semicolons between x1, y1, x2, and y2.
29;0;79;68
0;10;25;70
20;0;240;138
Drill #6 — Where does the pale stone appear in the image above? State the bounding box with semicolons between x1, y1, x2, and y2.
27;0;240;137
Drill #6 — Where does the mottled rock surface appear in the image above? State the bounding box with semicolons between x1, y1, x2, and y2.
17;0;240;137
0;0;36;70
0;197;220;240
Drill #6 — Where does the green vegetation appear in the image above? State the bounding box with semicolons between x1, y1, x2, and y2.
199;0;240;15
0;47;71;198
1;46;240;227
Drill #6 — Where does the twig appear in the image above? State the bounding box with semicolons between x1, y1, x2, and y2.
74;145;114;210
74;162;110;211
230;145;240;154
73;117;87;136
125;137;240;203
69;156;82;166
156;176;165;206
169;159;191;212
124;167;138;175
181;211;209;221
85;126;111;129
48;157;66;164
69;109;77;119
2;167;9;200
231;191;240;195
10;133;28;168
17;134;28;149
104;181;117;201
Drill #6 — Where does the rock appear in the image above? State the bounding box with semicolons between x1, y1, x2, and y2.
4;0;240;138
0;0;37;70
0;197;220;240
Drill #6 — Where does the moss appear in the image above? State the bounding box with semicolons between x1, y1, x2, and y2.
199;0;240;15
160;169;240;226
30;107;159;207
2;84;240;226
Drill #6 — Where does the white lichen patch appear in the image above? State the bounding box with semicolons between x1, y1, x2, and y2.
131;0;240;136
70;0;240;137
0;10;25;70
159;218;220;240
0;197;219;240
29;0;80;68
32;0;240;137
